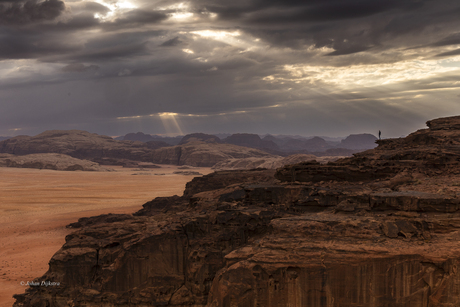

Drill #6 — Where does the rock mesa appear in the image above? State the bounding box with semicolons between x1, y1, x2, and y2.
13;115;460;307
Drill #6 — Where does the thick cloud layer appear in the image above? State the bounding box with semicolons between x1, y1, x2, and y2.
0;0;65;25
1;0;460;137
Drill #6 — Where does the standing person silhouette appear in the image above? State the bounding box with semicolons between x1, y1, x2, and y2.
379;130;381;140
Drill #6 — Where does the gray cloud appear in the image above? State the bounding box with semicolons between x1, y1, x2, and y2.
106;9;168;28
1;0;460;137
435;49;460;57
0;0;65;25
160;37;183;47
62;63;99;72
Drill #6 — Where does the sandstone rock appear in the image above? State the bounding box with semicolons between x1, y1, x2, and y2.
173;171;203;176
118;132;182;145
0;130;276;168
14;115;460;307
118;132;158;142
276;116;460;183
339;133;378;149
0;130;155;163
0;153;107;171
179;133;221;145
212;154;318;170
212;154;345;170
151;142;274;167
223;133;279;151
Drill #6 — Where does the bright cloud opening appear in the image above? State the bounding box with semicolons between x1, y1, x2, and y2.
159;2;195;21
157;112;183;135
91;0;138;21
191;30;241;39
265;55;460;90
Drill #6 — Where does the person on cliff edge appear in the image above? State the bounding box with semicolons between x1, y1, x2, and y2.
379;130;381;140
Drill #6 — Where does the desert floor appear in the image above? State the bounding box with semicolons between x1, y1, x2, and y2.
0;165;213;307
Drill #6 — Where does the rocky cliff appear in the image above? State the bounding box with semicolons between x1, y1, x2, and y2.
179;133;221;145
0;153;107;171
339;133;378;150
223;133;280;152
13;115;460;307
211;154;343;170
0;130;155;164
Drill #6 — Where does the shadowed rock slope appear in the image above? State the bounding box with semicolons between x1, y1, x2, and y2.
13;115;460;307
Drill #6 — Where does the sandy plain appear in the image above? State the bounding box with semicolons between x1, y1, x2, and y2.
0;165;212;307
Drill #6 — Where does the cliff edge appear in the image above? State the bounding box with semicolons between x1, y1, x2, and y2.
13;115;460;307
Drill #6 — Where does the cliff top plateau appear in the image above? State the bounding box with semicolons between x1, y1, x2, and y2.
13;114;460;307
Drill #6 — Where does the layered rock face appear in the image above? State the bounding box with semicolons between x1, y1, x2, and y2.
13;115;460;307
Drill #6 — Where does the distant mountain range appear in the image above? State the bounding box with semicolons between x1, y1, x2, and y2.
117;131;378;154
0;130;377;169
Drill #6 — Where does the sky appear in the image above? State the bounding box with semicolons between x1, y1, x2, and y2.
1;0;460;138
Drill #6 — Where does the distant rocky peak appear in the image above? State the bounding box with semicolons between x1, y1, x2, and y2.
224;133;262;145
340;133;377;150
179;133;221;145
122;132;156;142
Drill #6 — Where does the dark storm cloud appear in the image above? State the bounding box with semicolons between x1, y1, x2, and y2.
106;9;168;28
197;0;426;23
435;49;460;57
430;33;460;47
160;37;183;47
59;42;148;62
0;0;65;25
192;0;460;56
247;1;403;24
0;28;77;60
2;0;460;137
62;63;99;72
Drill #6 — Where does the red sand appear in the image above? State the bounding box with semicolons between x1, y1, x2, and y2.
0;166;212;307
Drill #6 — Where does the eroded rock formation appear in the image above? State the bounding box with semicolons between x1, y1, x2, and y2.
0;153;107;171
0;130;156;164
0;130;275;167
150;142;274;167
13;115;460;307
